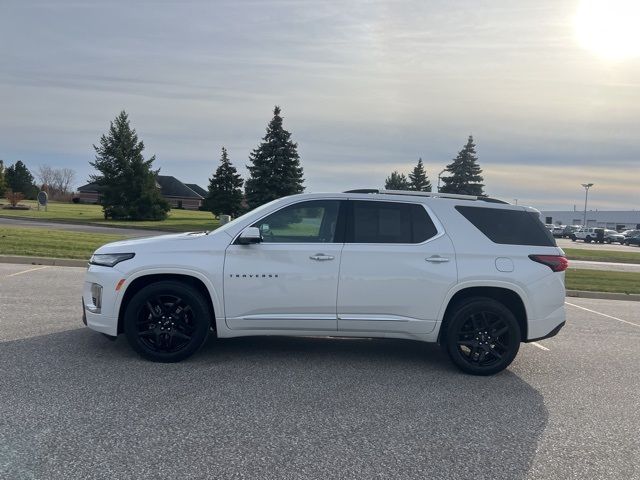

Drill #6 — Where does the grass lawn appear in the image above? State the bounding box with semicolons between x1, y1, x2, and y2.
0;199;219;232
565;268;640;295
0;227;126;260
563;248;640;265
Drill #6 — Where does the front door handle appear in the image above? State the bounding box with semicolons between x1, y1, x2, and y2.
425;255;450;263
310;254;335;261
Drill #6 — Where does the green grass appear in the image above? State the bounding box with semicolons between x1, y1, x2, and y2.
0;199;219;232
565;268;640;294
0;227;126;260
563;247;640;264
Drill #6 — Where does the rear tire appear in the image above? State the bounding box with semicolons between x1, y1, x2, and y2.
124;281;211;362
444;298;521;375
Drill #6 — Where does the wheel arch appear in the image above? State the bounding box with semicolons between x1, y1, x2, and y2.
438;285;528;343
117;271;219;335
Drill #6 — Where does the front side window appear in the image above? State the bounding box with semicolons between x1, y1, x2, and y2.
251;200;341;243
347;201;438;244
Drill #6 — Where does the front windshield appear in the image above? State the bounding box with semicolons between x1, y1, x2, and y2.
206;198;283;235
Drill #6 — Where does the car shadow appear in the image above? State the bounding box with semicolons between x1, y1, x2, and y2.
0;329;548;480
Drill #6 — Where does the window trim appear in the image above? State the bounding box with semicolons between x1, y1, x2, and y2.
344;198;444;246
232;199;347;245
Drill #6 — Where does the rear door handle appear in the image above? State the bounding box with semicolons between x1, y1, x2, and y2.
425;255;450;263
310;254;335;261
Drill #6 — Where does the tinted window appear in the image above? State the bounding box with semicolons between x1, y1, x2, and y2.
455;206;555;246
347;201;438;243
251;200;340;243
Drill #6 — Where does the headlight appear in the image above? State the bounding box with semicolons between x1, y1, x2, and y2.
89;253;135;267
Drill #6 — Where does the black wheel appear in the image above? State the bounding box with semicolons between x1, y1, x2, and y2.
585;236;592;243
124;281;211;362
570;235;576;241
444;298;521;375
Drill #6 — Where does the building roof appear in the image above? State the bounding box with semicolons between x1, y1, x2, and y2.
77;175;204;199
184;183;208;198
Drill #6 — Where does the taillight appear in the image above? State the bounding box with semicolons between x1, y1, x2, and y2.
529;255;569;272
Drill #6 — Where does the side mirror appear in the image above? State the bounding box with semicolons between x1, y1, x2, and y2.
237;227;262;245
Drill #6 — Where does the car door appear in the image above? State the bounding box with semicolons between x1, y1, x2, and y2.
224;199;345;331
337;199;457;334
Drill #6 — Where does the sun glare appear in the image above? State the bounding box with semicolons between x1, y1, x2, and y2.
574;0;640;61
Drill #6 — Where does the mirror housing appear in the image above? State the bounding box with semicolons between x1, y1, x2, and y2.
237;227;262;245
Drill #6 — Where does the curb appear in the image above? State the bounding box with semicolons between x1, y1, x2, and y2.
0;255;87;268
0;214;175;234
566;289;640;302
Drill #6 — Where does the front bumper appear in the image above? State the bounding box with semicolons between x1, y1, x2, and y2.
82;265;123;337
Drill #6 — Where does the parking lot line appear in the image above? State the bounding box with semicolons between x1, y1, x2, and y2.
565;301;640;328
530;342;550;351
5;265;50;277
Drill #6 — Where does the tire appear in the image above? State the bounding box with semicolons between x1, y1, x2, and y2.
124;281;211;362
585;236;592;243
571;235;576;242
605;238;611;244
444;297;521;376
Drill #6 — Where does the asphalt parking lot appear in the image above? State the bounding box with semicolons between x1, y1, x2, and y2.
1;263;638;480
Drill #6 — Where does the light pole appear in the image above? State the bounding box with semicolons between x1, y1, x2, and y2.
581;183;594;227
437;169;446;192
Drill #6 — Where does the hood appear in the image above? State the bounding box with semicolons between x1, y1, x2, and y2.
94;230;225;254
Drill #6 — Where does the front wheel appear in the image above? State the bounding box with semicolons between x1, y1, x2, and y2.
124;281;211;362
444;298;521;375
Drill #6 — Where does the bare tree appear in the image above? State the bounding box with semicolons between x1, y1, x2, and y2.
35;165;56;191
35;165;76;200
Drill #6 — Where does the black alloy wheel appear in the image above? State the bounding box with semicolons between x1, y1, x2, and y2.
445;298;521;375
124;281;211;362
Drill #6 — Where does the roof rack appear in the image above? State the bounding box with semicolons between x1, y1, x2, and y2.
343;189;509;204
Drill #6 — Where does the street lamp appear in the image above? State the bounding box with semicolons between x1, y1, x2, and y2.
581;183;594;227
437;169;446;192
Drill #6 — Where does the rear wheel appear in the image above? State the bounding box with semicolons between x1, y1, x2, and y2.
444;298;521;375
585;236;592;243
124;281;211;362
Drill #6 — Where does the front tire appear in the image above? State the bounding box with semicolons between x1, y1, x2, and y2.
444;298;521;375
124;281;211;362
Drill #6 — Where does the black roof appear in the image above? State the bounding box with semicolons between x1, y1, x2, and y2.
78;176;203;199
184;183;208;198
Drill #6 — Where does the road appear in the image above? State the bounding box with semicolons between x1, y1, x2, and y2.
557;237;639;252
0;217;168;237
0;263;638;480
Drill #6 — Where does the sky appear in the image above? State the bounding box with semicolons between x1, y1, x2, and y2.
1;0;639;211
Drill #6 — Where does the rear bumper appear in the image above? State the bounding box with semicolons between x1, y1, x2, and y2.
526;304;565;341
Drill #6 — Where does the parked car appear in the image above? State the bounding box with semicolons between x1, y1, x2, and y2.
572;227;605;243
82;190;567;376
622;229;640;238
603;229;625;244
552;225;565;237
624;234;640;246
545;223;555;232
561;225;581;238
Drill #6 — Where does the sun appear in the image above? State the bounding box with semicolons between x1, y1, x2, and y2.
574;0;640;61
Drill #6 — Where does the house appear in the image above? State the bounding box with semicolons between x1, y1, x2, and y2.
77;176;206;211
184;183;208;198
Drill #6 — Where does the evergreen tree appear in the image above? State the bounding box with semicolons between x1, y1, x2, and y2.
5;160;37;199
440;135;485;196
245;106;304;209
408;158;432;192
90;111;169;220
0;160;6;197
385;171;410;190
204;147;244;217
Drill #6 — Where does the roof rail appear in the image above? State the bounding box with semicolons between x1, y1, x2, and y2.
342;189;509;204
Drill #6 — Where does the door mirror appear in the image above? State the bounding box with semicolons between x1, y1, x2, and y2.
238;227;262;245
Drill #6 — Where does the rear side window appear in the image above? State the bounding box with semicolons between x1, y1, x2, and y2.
347;201;438;243
455;206;556;246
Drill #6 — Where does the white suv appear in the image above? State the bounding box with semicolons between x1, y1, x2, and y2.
83;190;567;375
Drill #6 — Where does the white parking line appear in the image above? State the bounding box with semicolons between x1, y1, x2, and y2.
6;266;49;277
530;342;550;351
565;301;640;328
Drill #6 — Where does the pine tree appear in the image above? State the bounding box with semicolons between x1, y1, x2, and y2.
440;135;485;196
245;106;304;209
0;160;7;197
408;158;432;192
90;111;170;220
5;160;37;199
385;171;410;190
204;147;244;217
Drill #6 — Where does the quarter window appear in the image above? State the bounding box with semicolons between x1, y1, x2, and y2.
251;200;341;243
347;201;438;244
